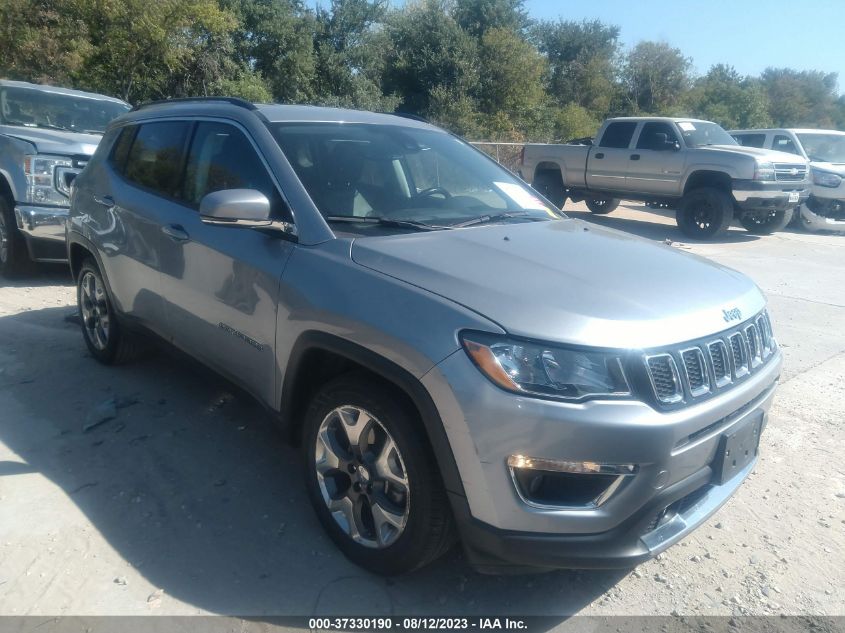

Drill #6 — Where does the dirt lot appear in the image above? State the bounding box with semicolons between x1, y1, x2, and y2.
0;202;843;619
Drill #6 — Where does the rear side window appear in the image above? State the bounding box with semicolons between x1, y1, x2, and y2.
599;122;637;149
734;133;766;148
124;121;190;198
182;122;289;219
773;134;800;155
109;125;136;173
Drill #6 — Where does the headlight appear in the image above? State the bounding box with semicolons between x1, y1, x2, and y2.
23;154;73;205
754;161;776;181
812;169;842;188
461;332;630;401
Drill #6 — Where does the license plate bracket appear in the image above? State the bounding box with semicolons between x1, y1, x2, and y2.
713;413;763;485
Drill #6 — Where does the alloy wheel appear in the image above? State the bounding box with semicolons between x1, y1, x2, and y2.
80;271;110;350
314;405;410;548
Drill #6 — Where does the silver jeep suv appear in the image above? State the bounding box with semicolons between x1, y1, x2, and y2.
67;98;782;574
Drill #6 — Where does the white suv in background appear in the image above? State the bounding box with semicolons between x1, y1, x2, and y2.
731;128;845;233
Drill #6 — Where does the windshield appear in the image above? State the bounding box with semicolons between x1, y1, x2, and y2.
677;121;738;148
0;86;129;134
269;122;558;227
796;133;845;164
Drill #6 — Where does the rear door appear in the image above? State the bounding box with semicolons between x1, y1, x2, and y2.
157;120;296;404
627;121;684;196
587;121;638;192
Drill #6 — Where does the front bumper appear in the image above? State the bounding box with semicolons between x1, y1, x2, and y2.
423;344;781;571
798;194;845;233
14;204;69;262
732;180;809;210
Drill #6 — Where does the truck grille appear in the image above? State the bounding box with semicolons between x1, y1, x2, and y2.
774;163;807;182
644;311;776;406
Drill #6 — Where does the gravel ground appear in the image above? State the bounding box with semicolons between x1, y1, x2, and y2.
0;202;843;620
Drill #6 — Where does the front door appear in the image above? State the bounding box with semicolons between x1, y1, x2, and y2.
158;121;296;404
627;121;684;196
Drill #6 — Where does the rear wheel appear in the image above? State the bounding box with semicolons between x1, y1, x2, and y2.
585;196;620;214
302;374;455;575
532;170;566;209
0;195;32;278
676;187;734;239
739;208;794;234
76;258;147;364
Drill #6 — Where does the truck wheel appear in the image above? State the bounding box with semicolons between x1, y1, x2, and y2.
302;373;455;575
76;258;147;364
739;208;794;234
676;188;733;239
532;170;566;209
585;196;619;214
0;195;32;278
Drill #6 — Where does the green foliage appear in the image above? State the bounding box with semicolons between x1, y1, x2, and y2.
1;1;844;141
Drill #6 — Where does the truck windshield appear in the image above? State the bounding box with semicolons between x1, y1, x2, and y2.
677;121;738;148
269;122;557;227
0;86;129;134
796;133;845;164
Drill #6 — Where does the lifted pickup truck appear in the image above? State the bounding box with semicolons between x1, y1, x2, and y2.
731;127;845;233
0;80;129;276
521;117;810;239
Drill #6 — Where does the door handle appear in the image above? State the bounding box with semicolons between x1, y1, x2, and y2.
594;152;605;159
93;195;115;208
161;224;190;242
630;154;641;161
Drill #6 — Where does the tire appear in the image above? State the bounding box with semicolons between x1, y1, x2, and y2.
0;195;32;278
532;170;566;209
739;208;794;234
676;187;734;239
76;258;147;364
302;373;456;575
585;196;620;214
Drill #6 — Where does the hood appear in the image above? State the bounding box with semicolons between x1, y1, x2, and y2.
808;160;845;175
0;124;102;156
351;219;765;349
701;144;806;163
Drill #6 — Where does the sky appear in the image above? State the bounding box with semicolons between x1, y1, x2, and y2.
527;0;845;89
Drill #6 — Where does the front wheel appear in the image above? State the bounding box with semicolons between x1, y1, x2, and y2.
739;208;794;234
302;374;455;575
585;196;620;214
676;187;734;239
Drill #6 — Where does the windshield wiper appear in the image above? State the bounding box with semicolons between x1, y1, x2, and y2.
324;216;449;231
451;212;540;228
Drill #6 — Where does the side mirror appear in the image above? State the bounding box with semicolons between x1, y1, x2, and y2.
670;139;681;151
200;189;271;225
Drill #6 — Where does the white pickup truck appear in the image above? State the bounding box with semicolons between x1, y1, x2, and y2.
520;117;810;239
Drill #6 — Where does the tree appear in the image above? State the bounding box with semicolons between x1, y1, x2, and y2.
686;64;771;129
477;27;549;139
452;0;529;38
381;0;479;116
533;19;620;114
761;68;839;127
623;41;691;114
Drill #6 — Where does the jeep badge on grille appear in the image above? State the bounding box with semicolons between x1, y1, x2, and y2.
722;307;742;322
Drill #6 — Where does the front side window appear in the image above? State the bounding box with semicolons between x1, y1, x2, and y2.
269;123;556;227
182;122;288;218
636;122;680;151
599;122;637;149
0;86;129;134
123;121;190;198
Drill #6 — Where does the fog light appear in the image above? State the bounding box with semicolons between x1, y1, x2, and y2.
508;455;637;509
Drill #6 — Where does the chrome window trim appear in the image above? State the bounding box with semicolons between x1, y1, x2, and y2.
680;346;711;397
645;353;684;404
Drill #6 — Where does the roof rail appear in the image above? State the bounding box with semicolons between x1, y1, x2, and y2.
131;96;258;112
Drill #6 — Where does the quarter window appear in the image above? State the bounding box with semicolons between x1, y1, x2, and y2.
599;122;638;149
109;125;137;173
182;122;288;218
123;121;190;198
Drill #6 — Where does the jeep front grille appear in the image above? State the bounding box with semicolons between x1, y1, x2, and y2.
774;163;807;182
644;310;776;407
